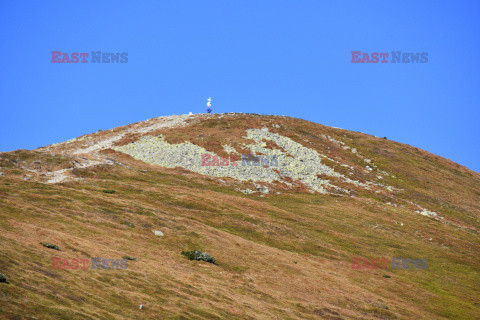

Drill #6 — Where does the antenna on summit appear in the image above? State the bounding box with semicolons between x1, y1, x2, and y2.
206;97;212;113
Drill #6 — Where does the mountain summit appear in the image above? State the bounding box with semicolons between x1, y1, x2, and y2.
1;113;479;319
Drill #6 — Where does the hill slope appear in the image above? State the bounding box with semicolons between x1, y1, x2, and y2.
1;113;479;319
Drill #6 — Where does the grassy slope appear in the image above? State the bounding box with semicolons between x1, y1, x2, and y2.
0;114;479;319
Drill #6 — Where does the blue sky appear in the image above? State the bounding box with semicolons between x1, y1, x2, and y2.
1;1;479;172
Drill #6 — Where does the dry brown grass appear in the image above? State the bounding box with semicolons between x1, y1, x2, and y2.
0;114;479;319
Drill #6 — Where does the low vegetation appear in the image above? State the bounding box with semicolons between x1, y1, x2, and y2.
181;250;216;264
122;256;137;261
40;242;60;251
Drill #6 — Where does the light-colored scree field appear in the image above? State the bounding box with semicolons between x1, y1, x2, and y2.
114;128;384;194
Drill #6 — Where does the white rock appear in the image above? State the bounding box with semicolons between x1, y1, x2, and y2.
153;230;164;237
419;209;438;218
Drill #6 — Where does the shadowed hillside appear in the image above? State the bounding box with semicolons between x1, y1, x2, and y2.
1;113;479;319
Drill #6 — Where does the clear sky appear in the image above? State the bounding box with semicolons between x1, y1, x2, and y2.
1;1;479;172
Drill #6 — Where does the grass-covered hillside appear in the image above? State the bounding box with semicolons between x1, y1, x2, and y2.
1;114;479;319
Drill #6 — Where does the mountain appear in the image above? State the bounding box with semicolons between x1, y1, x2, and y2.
1;113;479;319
